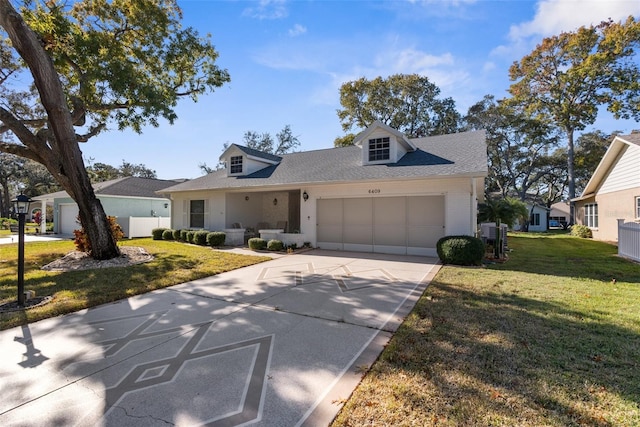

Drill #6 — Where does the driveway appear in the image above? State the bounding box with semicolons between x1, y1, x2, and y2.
0;249;440;426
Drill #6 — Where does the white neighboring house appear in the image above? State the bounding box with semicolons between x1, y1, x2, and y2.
159;122;488;257
512;204;550;232
34;177;180;237
572;133;640;242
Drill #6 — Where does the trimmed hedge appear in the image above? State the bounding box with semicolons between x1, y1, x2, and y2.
570;224;593;238
207;231;226;247
172;229;182;241
152;228;167;240
180;229;190;242
186;230;196;243
194;230;209;245
248;237;267;250
436;235;485;266
267;239;284;251
162;229;174;240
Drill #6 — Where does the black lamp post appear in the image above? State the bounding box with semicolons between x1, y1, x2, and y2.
12;194;32;307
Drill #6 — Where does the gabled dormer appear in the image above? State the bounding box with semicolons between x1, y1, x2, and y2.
219;144;282;177
352;121;416;165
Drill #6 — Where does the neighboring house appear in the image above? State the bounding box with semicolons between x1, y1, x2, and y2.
513;204;550;232
160;121;487;257
34;177;180;237
549;201;570;228
572;133;640;242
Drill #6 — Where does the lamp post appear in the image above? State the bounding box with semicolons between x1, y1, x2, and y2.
12;194;32;307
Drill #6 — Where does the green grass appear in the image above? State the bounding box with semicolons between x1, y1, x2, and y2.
332;232;640;427
0;238;270;330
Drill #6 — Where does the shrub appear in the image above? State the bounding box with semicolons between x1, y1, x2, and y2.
172;229;182;241
570;224;593;238
248;237;267;250
207;231;226;247
436;235;485;266
194;230;209;245
186;230;196;243
152;228;167;240
180;229;190;242
267;239;284;251
162;229;174;240
73;215;124;253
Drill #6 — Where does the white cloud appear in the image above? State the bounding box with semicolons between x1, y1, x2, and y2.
510;0;640;41
242;0;288;20
288;24;307;37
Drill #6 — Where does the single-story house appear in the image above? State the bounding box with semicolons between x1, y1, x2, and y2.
159;121;487;257
513;203;550;232
572;133;640;242
34;177;180;237
549;201;570;228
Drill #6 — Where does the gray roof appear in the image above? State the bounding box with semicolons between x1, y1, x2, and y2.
230;144;283;163
161;130;487;193
34;177;180;200
619;133;640;146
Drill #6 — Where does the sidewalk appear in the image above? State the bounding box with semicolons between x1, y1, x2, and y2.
0;234;69;245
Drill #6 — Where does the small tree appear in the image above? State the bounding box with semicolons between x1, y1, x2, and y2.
73;216;123;254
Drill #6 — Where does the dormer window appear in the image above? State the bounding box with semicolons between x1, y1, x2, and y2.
368;137;390;162
230;156;243;174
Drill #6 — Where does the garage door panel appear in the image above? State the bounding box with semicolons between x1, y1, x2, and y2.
60;204;79;235
408;225;445;248
374;197;405;246
317;199;343;243
343;199;373;244
407;196;444;226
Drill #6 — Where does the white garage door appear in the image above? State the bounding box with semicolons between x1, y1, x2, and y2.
317;196;445;256
59;204;80;235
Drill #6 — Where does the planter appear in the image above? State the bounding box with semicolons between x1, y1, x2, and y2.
279;233;305;247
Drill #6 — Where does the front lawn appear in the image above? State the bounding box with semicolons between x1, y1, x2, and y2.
333;233;640;426
0;239;270;330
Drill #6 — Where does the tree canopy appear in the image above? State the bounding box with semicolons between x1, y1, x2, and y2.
509;16;640;206
0;0;229;259
336;74;461;139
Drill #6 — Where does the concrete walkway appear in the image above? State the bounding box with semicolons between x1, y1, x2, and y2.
0;250;440;426
0;234;69;245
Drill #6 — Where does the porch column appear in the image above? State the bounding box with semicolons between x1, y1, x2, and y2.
40;199;47;234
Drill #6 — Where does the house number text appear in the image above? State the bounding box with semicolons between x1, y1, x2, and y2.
368;189;381;194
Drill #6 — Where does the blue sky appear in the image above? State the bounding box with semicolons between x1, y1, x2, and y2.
80;0;640;180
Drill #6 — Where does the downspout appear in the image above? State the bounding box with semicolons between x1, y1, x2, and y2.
471;177;477;236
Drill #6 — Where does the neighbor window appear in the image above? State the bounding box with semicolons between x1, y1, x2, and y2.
584;203;598;228
636;196;640;219
530;213;540;226
230;155;243;174
190;200;205;228
368;137;390;162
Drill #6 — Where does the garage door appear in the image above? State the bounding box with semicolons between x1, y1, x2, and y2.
59;204;80;235
317;196;445;256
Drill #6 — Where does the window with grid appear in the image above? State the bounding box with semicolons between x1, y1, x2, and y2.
584;203;598;228
230;156;243;174
190;200;205;228
636;196;640;219
368;137;390;162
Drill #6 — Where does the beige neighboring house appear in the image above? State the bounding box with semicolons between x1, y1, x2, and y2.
572;133;640;242
159;121;488;257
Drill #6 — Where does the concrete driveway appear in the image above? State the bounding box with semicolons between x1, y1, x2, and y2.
0;249;440;426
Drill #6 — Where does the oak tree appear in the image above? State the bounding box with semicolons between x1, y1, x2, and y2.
509;17;640;213
0;0;230;259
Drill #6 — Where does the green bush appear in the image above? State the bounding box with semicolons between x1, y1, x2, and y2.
267;239;284;251
436;235;485;266
194;230;209;245
186;230;196;243
570;224;593;238
248;237;267;250
172;229;182;241
180;229;189;241
151;228;167;240
162;229;174;240
207;231;226;247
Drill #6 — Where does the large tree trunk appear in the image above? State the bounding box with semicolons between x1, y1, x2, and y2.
566;129;576;225
0;0;119;259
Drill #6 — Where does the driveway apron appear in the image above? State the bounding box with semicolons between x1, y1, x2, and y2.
0;249;440;426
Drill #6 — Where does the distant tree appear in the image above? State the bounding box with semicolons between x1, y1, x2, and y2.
86;159;157;182
0;153;22;217
0;0;229;259
573;130;615;194
465;95;559;201
337;74;461;140
478;197;529;229
333;133;356;148
509;17;640;211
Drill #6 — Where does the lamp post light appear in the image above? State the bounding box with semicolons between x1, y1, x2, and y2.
12;194;32;307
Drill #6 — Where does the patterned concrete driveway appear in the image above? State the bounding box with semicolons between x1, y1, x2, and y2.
0;250;440;426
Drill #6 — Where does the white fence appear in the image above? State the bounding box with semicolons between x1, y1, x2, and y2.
617;219;640;263
117;217;171;238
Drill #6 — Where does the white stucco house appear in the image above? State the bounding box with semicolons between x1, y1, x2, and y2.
159;121;488;257
34;177;179;237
